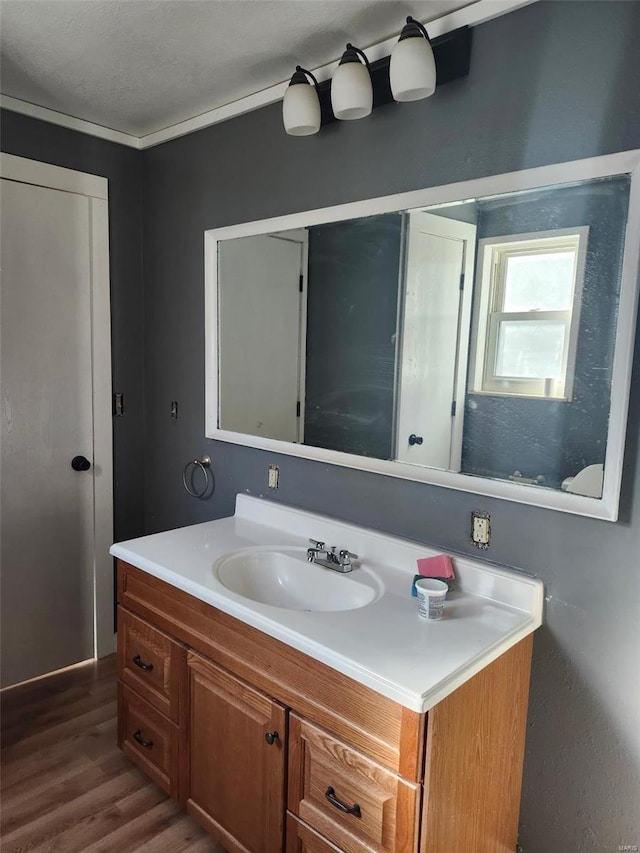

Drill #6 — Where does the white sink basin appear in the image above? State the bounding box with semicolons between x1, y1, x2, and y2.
214;548;382;612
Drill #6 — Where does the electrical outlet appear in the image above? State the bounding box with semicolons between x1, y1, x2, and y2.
471;511;491;548
268;464;279;490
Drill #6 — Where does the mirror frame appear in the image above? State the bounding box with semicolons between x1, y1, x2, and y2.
205;150;640;521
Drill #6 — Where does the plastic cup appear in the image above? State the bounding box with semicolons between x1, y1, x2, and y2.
415;578;448;621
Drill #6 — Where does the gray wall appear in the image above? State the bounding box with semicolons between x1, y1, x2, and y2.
141;3;640;851
305;214;402;459
0;111;146;543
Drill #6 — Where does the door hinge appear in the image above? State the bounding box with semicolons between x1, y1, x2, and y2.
296;401;301;417
451;400;457;417
299;275;303;293
459;272;465;291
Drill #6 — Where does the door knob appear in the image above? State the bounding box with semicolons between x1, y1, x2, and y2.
408;434;424;446
71;456;91;471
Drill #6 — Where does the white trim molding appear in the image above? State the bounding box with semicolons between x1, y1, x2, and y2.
88;195;115;658
0;95;140;149
0;151;109;198
0;0;537;151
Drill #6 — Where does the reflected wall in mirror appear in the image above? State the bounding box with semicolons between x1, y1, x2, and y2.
206;152;640;520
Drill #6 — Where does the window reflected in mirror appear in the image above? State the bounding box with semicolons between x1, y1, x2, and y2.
471;228;587;400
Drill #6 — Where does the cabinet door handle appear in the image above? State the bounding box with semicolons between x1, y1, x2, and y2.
264;731;279;745
132;654;154;672
133;729;154;749
325;786;361;817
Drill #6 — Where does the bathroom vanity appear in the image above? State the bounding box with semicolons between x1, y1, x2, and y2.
111;496;543;853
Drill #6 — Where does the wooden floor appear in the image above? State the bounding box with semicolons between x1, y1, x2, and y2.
1;655;224;852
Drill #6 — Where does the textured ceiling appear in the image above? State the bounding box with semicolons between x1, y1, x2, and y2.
0;0;478;137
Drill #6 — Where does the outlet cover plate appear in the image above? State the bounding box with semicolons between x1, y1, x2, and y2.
268;464;279;490
471;511;491;548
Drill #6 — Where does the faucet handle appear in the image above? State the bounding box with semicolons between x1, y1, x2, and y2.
339;549;358;563
309;539;325;550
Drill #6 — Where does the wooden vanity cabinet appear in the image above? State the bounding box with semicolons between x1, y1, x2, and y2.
116;560;533;853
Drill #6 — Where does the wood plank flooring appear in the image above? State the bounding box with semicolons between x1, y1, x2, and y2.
1;655;224;852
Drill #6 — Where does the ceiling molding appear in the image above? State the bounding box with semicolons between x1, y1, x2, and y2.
0;94;140;148
0;0;536;151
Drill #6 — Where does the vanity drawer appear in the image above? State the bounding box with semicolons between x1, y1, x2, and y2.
288;715;420;853
118;682;179;798
286;814;343;853
118;606;185;722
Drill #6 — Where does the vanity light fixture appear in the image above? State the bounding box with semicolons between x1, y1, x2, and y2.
330;44;373;120
283;66;321;136
389;16;436;102
281;23;472;136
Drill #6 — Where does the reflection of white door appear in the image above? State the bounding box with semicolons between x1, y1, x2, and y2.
0;155;113;688
218;232;307;443
396;212;476;470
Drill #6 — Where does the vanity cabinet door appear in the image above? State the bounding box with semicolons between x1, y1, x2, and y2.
186;651;287;853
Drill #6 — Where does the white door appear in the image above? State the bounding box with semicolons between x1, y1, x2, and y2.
0;156;113;687
395;212;476;470
218;232;306;443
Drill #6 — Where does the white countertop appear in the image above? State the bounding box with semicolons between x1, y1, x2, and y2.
110;495;544;713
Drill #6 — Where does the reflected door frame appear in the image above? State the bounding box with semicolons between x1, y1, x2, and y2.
217;229;307;444
395;212;477;472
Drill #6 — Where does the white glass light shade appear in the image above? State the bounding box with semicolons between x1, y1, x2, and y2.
390;37;436;102
283;83;321;136
331;61;373;120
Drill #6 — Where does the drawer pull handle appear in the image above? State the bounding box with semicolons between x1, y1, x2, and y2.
133;729;154;749
325;786;361;817
132;654;154;672
264;731;279;745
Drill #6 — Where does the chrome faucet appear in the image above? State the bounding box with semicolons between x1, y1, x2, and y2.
307;539;358;573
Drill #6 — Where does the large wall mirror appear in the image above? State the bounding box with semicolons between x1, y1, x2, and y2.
205;152;640;520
